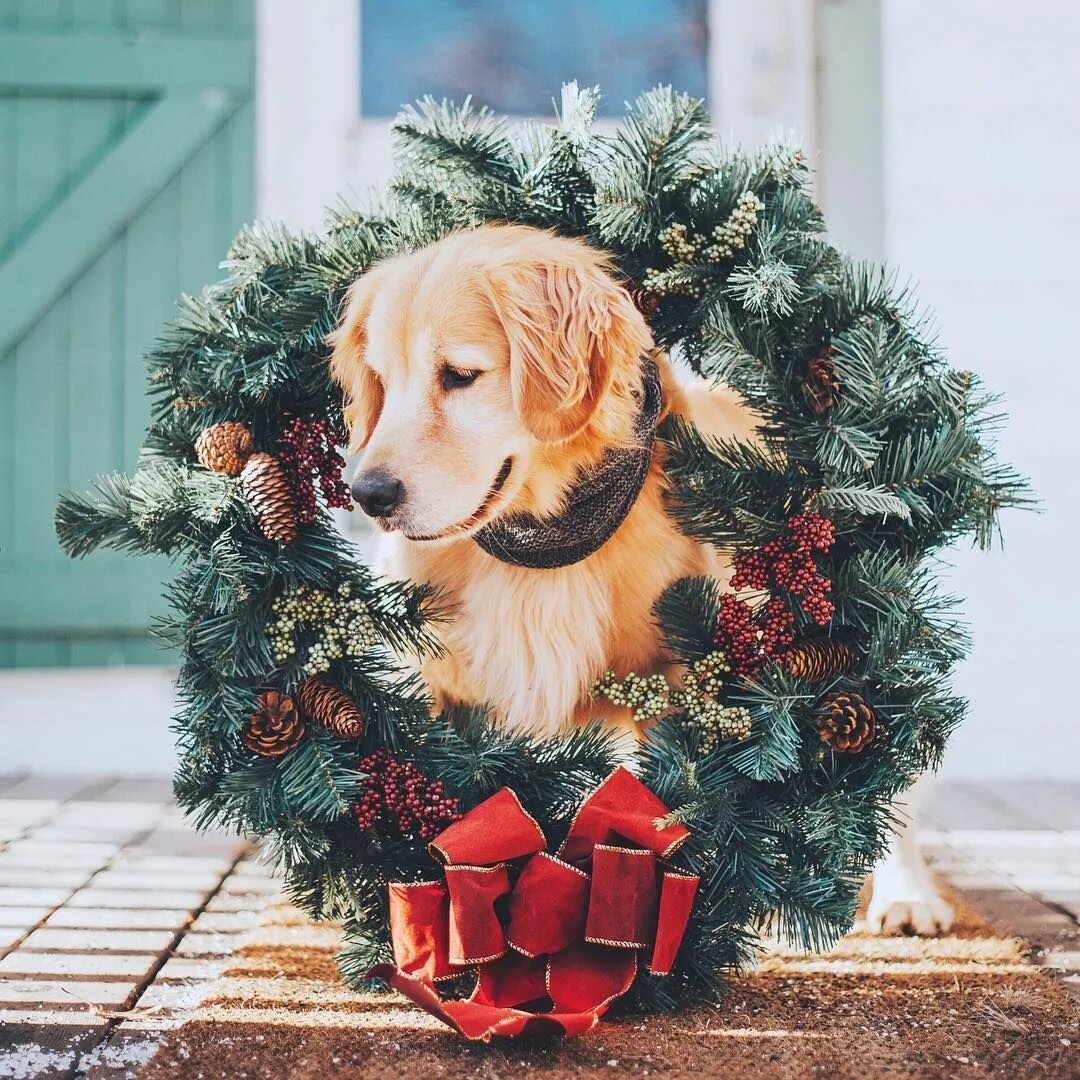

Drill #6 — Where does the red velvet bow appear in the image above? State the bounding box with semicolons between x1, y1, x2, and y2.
366;767;699;1041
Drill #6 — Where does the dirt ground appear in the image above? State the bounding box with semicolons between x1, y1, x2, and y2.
136;901;1080;1080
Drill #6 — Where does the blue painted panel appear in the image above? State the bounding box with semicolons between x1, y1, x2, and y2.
361;0;708;117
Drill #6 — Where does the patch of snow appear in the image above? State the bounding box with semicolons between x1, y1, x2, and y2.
76;1036;161;1076
0;1044;75;1080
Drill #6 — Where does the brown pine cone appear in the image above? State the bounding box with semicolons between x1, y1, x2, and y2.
784;639;854;681
801;352;841;416
195;421;254;475
244;691;304;757
241;452;298;543
299;680;364;739
817;690;876;754
631;286;661;319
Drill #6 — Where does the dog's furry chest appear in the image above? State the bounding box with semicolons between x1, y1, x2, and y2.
378;486;708;736
441;557;618;734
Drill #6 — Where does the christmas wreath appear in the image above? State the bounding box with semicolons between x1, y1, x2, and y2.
56;86;1028;1039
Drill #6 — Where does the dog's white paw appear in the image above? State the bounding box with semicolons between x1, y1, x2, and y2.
865;891;955;936
867;805;955;936
864;779;955;936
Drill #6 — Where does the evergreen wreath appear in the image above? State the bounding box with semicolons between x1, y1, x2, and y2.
56;86;1029;1018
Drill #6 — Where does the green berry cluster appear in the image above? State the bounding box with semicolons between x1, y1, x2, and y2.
592;669;670;725
592;651;752;756
644;190;766;299
684;651;730;695
668;653;749;752
640;266;704;299
680;702;753;756
704;191;766;260
658;222;699;262
268;583;377;676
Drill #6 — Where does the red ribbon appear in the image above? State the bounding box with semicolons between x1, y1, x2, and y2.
366;767;699;1041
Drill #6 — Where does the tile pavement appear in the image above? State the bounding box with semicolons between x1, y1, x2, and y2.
0;774;277;1079
920;780;1080;997
0;776;1078;1078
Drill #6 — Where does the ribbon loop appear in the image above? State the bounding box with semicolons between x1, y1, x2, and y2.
445;864;511;965
473;951;548;1009
430;787;545;865
506;852;589;958
649;871;701;976
559;767;691;865
369;767;700;1041
386;881;458;983
585;845;659;949
547;942;637;1014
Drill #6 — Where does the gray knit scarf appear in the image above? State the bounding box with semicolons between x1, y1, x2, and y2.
474;355;663;569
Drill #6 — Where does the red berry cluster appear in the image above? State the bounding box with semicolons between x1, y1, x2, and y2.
733;514;836;625
715;594;764;676
353;750;461;842
760;595;797;655
715;514;837;676
277;416;352;525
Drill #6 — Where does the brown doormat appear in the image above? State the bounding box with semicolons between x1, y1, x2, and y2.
134;899;1080;1080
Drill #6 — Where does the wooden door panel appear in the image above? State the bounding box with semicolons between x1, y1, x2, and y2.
0;6;253;667
1;97;135;257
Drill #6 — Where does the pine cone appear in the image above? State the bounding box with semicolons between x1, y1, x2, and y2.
244;691;304;756
241;452;298;543
784;639;854;681
801;352;841;416
299;680;364;739
630;285;660;319
817;691;876;754
195;421;254;475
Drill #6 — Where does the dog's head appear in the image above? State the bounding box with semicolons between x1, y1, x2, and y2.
328;225;654;542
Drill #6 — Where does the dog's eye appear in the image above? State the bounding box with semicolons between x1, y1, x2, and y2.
441;367;481;391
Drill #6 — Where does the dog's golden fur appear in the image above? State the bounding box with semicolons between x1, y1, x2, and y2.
329;224;758;736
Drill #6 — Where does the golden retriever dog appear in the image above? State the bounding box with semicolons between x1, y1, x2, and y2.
329;223;954;936
329;224;755;736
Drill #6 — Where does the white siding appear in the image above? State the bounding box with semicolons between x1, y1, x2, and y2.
882;0;1080;778
255;0;360;228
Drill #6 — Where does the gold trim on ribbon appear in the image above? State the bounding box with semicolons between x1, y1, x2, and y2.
583;934;650;949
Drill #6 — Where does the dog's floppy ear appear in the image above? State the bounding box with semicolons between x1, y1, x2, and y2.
487;247;653;443
327;273;384;451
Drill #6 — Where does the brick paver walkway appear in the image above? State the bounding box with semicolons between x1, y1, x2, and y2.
0;775;277;1078
919;780;1080;1000
0;777;1078;1078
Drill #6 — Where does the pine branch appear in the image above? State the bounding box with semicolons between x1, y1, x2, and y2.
591;86;710;246
654;575;725;664
814;486;912;521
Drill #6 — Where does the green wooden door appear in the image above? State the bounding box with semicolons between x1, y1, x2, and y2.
0;0;253;668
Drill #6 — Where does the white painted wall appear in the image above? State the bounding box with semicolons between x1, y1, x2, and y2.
881;0;1080;779
709;0;817;152
255;0;361;230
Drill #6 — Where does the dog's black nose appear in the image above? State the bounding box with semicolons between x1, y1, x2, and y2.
352;470;405;518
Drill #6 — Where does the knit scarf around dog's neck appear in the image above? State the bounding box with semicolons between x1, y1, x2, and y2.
474;355;663;569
